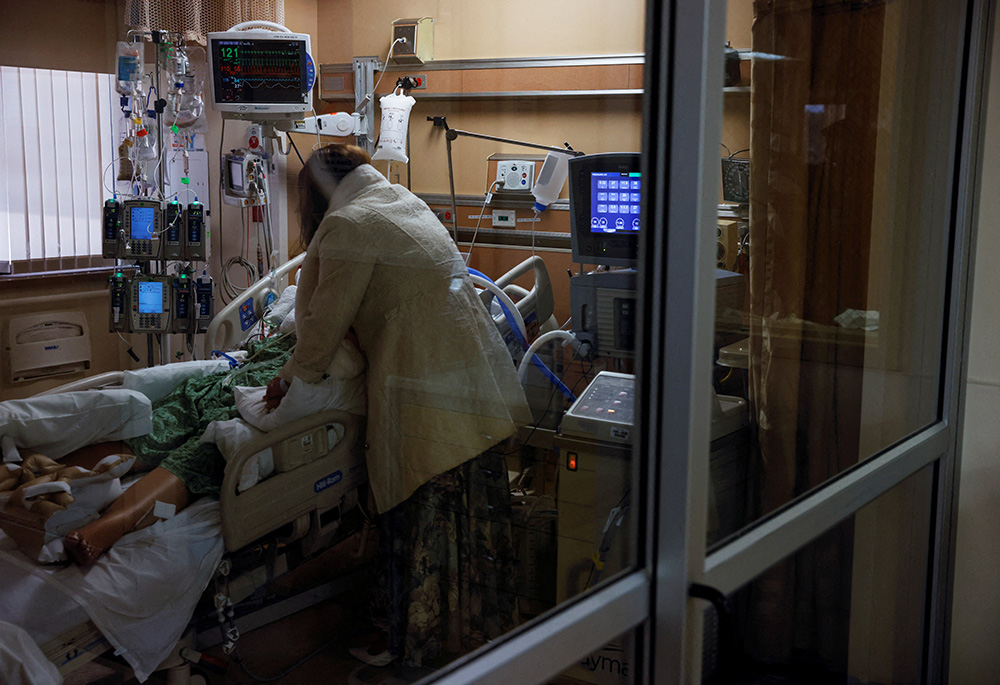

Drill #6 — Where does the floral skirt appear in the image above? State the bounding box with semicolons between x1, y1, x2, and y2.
372;448;519;667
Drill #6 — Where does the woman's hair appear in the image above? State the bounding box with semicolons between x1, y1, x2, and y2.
298;143;372;247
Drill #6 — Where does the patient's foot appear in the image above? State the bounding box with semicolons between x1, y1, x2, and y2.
63;467;191;566
64;531;103;566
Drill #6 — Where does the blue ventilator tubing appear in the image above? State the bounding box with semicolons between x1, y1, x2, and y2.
468;268;576;402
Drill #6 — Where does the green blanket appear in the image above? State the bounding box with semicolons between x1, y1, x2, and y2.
126;335;295;496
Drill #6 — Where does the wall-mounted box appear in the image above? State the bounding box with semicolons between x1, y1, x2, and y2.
391;17;434;65
6;311;91;382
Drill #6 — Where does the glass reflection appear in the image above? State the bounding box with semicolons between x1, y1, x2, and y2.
711;0;965;543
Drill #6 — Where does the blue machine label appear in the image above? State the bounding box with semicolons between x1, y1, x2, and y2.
314;471;343;493
238;298;257;331
44;345;59;351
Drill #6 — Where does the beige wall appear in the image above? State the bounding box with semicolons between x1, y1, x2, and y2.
314;0;647;198
0;0;119;73
0;273;145;400
949;6;1000;682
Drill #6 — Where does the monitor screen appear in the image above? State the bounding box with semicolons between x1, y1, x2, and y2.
229;158;244;190
569;153;642;267
212;39;307;104
590;171;642;233
137;281;163;314
130;206;156;240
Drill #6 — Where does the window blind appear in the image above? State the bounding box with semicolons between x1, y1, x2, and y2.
0;67;116;273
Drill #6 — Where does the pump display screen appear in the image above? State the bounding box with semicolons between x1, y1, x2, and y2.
137;281;163;314
590;172;642;233
129;206;156;240
212;39;307;104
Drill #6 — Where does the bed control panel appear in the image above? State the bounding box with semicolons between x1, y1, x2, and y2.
129;276;173;333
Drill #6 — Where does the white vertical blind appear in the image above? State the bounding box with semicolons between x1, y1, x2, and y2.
0;69;9;266
1;69;26;266
0;66;116;269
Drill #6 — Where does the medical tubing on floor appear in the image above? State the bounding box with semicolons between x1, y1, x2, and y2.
516;330;583;384
468;270;576;402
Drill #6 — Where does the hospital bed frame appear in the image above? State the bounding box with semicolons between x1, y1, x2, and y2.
27;253;555;681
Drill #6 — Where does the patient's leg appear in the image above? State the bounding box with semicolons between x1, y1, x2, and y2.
64;467;191;566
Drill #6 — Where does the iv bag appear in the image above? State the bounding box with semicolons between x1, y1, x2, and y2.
116;42;144;96
372;88;415;164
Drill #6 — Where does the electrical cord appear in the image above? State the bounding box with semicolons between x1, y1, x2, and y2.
287;134;305;165
355;38;404;115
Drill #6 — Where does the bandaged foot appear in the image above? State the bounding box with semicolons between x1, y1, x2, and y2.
64;467;191;566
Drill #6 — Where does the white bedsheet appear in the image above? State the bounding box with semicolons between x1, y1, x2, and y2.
0;498;223;682
0;389;152;460
122;359;231;403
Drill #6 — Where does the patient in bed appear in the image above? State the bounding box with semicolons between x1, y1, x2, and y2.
53;332;364;566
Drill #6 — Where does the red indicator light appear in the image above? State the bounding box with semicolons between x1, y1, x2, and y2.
567;452;578;471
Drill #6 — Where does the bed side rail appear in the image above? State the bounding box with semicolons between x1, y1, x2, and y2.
33;371;125;396
478;256;555;331
204;253;306;358
220;408;365;551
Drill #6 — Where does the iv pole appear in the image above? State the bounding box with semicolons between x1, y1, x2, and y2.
427;116;584;244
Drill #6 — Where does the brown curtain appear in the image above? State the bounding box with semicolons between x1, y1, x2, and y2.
744;0;886;669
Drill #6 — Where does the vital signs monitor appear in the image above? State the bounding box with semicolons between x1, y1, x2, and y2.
207;27;316;119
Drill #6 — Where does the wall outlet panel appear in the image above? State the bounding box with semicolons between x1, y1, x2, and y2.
496;161;536;192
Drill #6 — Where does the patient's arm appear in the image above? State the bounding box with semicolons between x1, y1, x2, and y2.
64;467;191;566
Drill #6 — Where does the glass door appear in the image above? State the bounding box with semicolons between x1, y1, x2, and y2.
643;0;994;683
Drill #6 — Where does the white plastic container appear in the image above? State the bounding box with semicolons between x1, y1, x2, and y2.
531;150;573;212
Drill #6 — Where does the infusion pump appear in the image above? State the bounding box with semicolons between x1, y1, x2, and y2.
109;271;214;334
102;199;208;261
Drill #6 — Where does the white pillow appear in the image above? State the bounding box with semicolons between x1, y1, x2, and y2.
200;418;273;492
122;359;231;404
0;389;152;460
265;284;297;333
233;374;365;433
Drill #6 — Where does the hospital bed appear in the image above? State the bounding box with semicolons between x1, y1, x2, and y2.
0;253;555;683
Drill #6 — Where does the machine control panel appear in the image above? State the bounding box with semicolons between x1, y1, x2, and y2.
130;276;172;333
102;199;122;258
561;372;635;444
121;200;163;259
185;202;206;260
164;200;184;259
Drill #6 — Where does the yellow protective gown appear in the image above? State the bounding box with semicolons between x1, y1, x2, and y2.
280;164;530;513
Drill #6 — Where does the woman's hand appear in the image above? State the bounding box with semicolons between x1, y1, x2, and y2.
263;376;289;412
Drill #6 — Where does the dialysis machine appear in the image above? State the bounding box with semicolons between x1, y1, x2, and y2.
555;154;752;611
